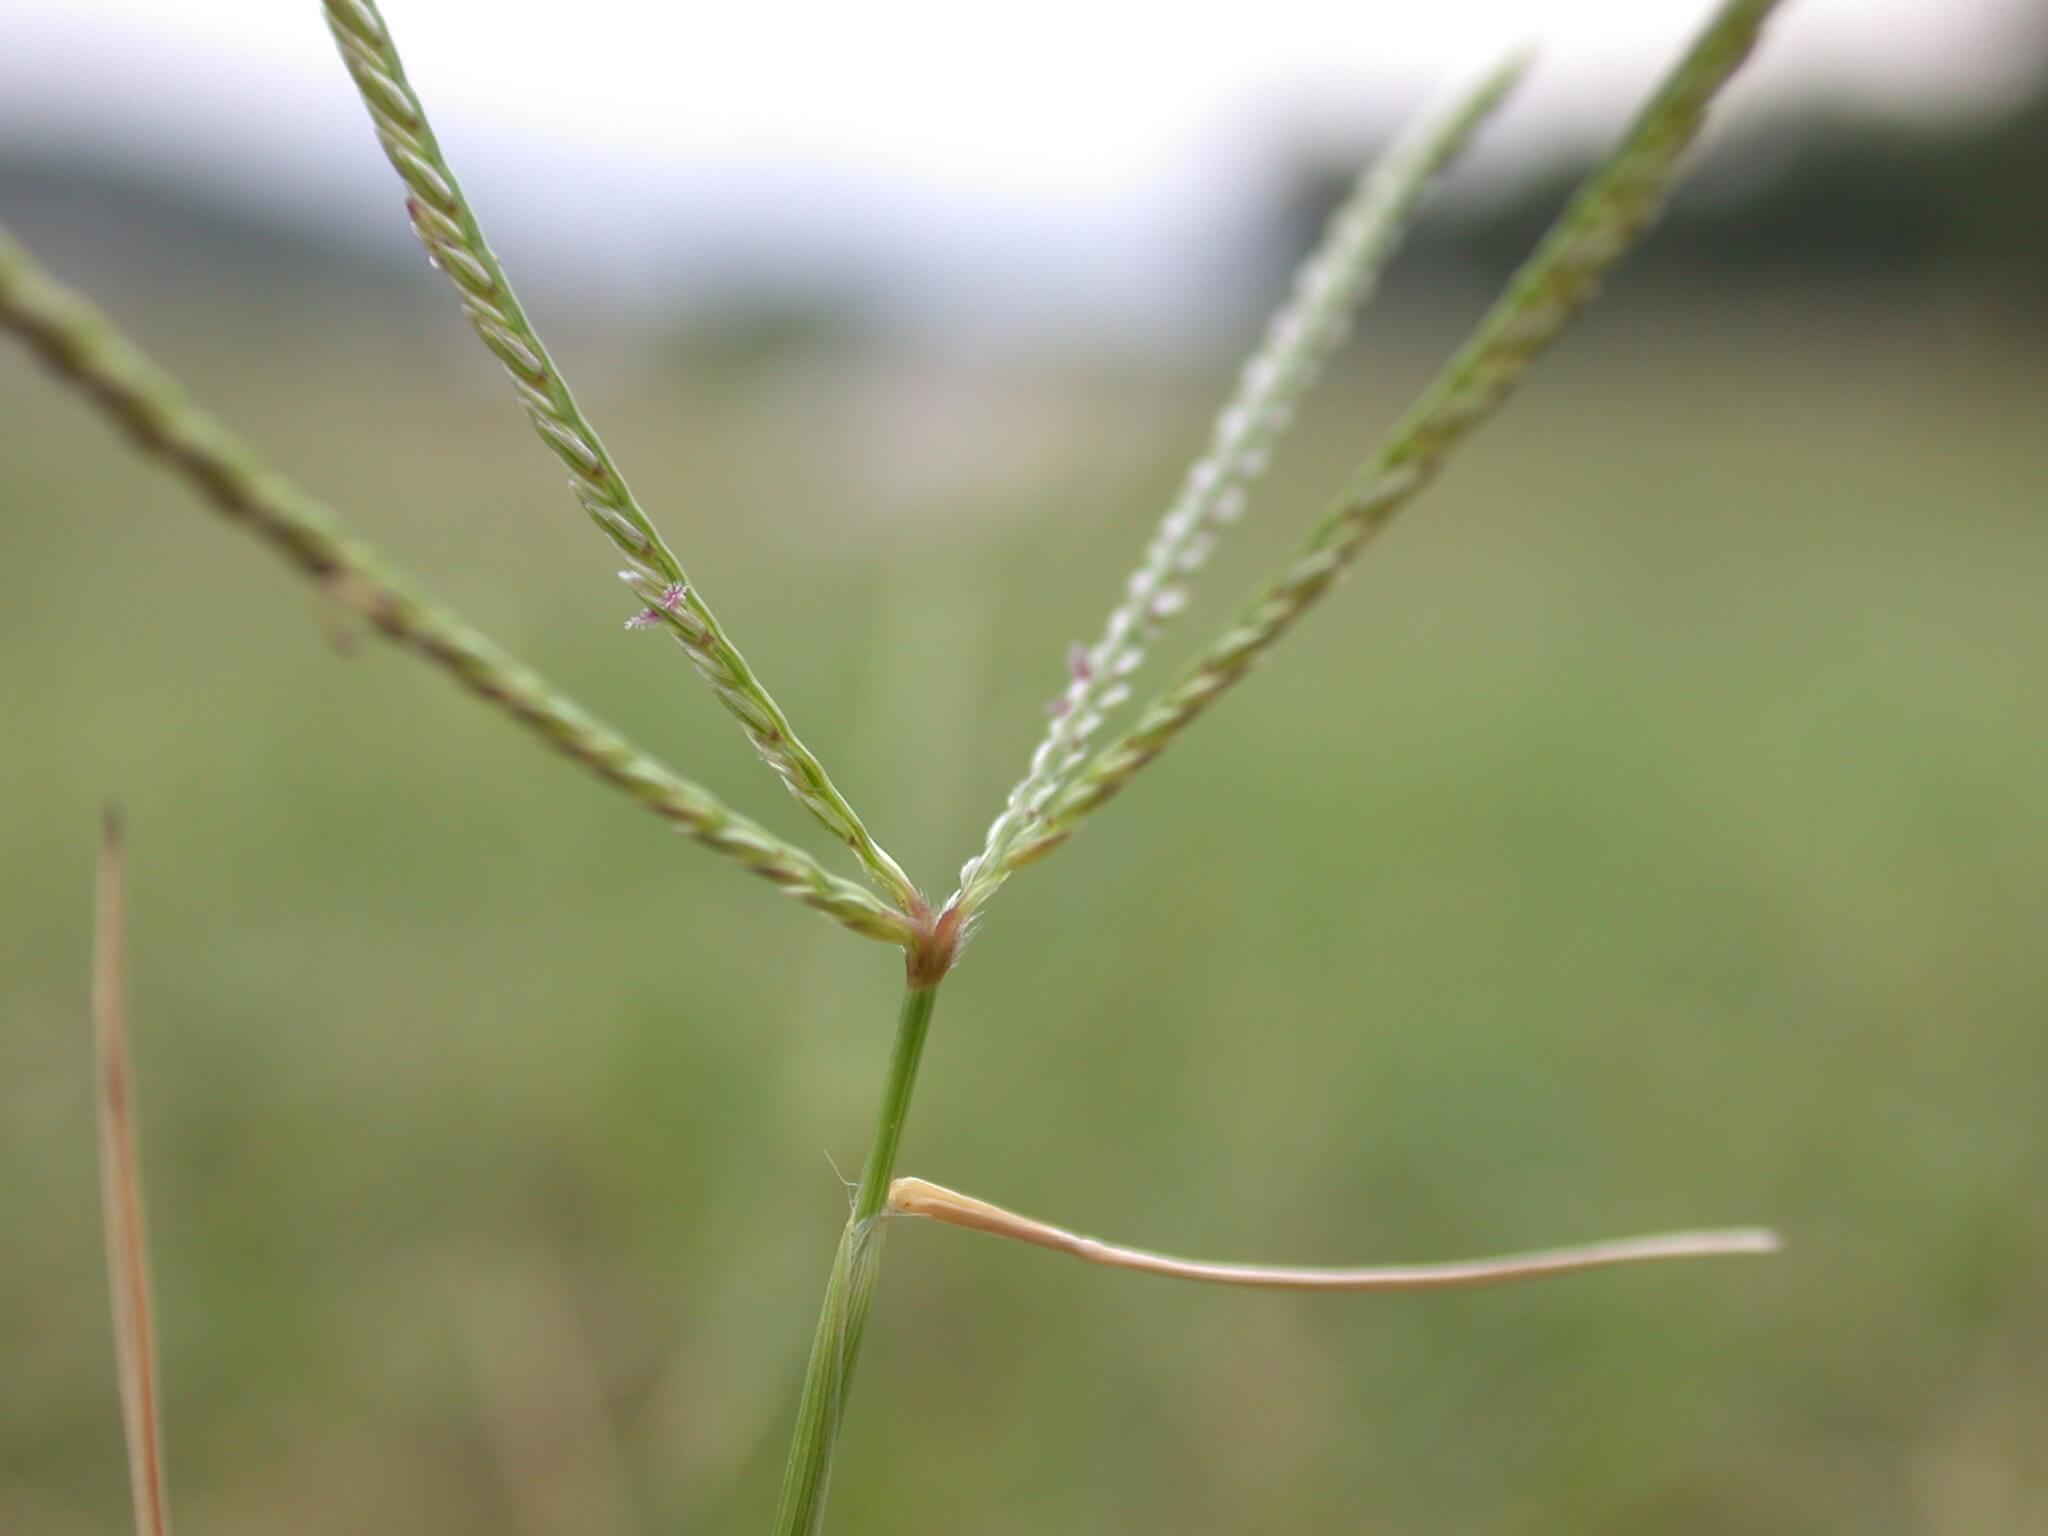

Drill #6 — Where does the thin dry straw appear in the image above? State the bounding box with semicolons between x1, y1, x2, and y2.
94;809;173;1536
1004;0;1785;874
0;230;912;947
322;0;918;913
957;50;1530;913
890;1177;1780;1292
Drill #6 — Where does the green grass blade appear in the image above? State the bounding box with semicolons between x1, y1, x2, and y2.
322;0;919;913
0;227;914;947
1008;0;1784;872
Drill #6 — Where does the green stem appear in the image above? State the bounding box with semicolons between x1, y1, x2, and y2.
772;978;942;1536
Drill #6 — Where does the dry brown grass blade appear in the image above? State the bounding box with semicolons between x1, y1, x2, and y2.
94;808;172;1536
890;1176;1779;1293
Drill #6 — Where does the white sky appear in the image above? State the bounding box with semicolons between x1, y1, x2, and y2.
4;1;2043;330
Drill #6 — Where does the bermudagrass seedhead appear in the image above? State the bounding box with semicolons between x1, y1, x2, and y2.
0;227;914;947
322;0;921;913
997;0;1785;880
954;50;1534;918
0;4;1790;1535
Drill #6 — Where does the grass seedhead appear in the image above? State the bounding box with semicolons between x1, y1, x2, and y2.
1008;0;1783;871
957;49;1533;915
322;0;920;910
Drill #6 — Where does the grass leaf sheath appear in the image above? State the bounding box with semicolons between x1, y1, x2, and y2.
773;980;944;1536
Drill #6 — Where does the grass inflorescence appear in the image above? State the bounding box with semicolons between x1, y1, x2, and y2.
0;3;1791;1532
1005;0;1781;872
956;49;1531;916
324;0;920;911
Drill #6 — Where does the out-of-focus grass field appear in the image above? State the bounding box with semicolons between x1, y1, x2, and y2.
2;286;2045;1535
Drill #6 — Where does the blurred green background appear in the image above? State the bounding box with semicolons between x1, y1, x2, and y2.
6;91;2048;1536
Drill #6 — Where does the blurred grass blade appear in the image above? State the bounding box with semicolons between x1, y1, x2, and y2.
454;1250;641;1536
891;1177;1780;1291
958;48;1530;914
0;230;912;946
322;0;918;912
1009;0;1784;870
94;809;172;1536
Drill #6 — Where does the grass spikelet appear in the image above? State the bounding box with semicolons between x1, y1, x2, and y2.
1007;0;1784;871
321;0;918;911
93;808;173;1536
957;51;1531;912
